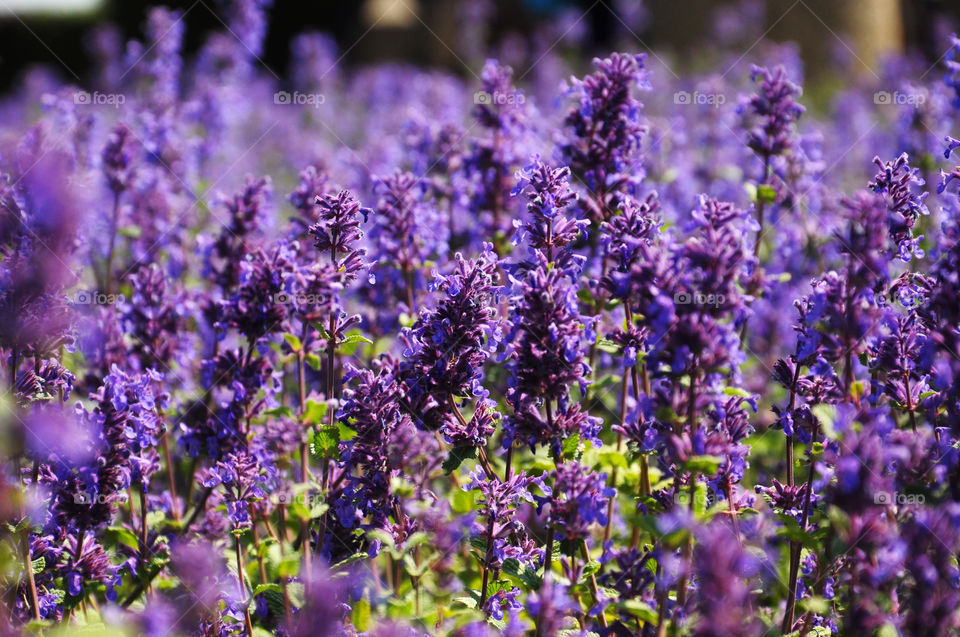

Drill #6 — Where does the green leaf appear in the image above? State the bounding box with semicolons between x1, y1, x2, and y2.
812;404;838;438
283;333;303;352
561;433;582;460
305;353;322;371
31;556;44;574
340;332;373;346
352;595;371;631
253;583;282;596
597;449;628;469
332;552;368;571
877;623;898;637
264;406;294;419
776;513;816;545
757;184;777;203
620;599;658;624
800;596;830;615
453;596;478;609
581;560;601;578
595;339;621;354
502;557;542;589
683;454;723;475
261;588;287;620
722;386;753;399
103;526;139;552
277;554;300;578
443;445;477;474
304;400;328;426
339;330;373;356
310;425;340;461
119;225;142;239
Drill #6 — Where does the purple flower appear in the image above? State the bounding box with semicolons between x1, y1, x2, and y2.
560;52;650;221
398;246;501;431
740;65;804;163
199;451;269;530
542;462;615;541
309;190;370;281
869;153;929;261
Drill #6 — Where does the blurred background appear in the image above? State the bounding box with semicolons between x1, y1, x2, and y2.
0;0;957;91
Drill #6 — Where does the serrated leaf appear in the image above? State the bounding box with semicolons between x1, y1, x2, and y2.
253;583;282;596
502;557;542;589
261;588;287;619
340;332;373;346
310;425;339;461
581;560;601;578
339;330;372;356
561;433;581;460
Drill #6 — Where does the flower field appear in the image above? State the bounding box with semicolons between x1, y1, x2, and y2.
2;1;960;635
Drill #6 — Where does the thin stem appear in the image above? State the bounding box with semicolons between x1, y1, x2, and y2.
579;540;608;628
122;487;212;607
414;544;422;618
21;525;40;621
235;535;254;635
783;423;820;633
161;432;180;523
654;586;669;637
603;371;630;542
753;156;772;258
449;396;495;478
105;191;121;296
297;322;310;483
139;484;148;563
251;522;268;585
905;372;918;433
479;515;494;611
276;506;293;624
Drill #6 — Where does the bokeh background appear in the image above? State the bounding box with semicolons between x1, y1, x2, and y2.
0;0;957;91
